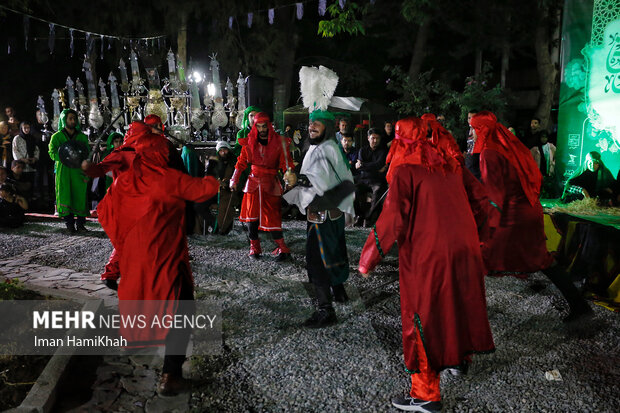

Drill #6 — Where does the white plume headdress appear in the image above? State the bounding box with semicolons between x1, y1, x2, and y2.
299;65;339;113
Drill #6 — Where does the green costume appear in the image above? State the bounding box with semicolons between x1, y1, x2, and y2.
48;110;90;217
181;145;202;177
233;105;262;156
103;132;124;189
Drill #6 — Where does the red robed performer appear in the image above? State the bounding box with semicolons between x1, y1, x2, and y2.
470;111;591;322
98;127;219;395
83;120;171;288
359;117;495;413
230;112;295;260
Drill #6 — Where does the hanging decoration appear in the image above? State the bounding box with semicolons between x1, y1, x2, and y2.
229;16;233;29
247;12;253;28
210;54;228;129
69;28;74;57
0;4;168;60
48;24;55;54
236;73;247;129
66;77;76;110
51;89;60;131
108;72;123;129
268;8;275;25
296;3;303;20
339;0;346;9
319;0;327;16
24;16;30;51
85;32;91;56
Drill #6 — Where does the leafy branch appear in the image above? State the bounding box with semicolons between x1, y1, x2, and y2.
318;2;367;38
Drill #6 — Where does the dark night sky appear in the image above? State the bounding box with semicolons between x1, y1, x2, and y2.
0;2;539;128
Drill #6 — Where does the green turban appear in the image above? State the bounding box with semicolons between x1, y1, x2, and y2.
309;109;335;126
58;109;81;132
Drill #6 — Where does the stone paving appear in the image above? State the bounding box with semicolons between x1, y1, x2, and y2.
0;234;191;412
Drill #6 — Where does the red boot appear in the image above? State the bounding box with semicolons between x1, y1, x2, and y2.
249;239;262;259
272;238;291;262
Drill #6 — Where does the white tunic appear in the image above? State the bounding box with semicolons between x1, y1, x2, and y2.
283;138;355;215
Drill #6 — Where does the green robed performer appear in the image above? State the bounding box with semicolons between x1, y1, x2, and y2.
233;105;262;156
48;109;90;233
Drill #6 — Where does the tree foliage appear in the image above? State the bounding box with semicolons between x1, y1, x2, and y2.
317;2;367;38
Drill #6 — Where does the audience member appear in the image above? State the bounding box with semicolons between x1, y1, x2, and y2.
9;160;33;199
199;140;240;234
335;118;350;143
5;107;20;137
464;109;480;180
1;121;12;168
561;151;615;204
0;166;7;185
0;183;28;228
530;131;557;198
341;133;358;175
354;128;388;226
383;120;395;149
12;121;39;200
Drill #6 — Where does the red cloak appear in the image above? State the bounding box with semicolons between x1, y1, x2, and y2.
98;146;219;344
360;118;494;372
232;112;293;231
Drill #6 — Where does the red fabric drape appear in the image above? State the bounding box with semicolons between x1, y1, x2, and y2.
470;111;542;207
386;117;460;185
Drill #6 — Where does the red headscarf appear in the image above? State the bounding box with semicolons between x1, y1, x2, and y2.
246;112;290;153
386;117;459;184
421;113;464;166
144;114;165;132
122;121;169;156
470;111;542;206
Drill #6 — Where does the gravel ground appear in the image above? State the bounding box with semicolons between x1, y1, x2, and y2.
1;218;619;412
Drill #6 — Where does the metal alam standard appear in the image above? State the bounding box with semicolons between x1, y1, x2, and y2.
1;4;247;146
39;51;248;146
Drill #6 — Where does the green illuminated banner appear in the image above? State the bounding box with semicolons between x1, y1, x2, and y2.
557;0;620;186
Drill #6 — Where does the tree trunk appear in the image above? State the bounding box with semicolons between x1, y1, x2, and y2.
475;48;483;76
534;5;559;130
407;18;431;79
501;41;510;88
177;13;188;70
501;12;511;88
273;10;300;129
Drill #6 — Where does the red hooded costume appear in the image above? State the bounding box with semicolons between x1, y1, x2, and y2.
470;111;553;274
231;112;293;231
98;134;219;345
85;122;171;282
359;117;494;401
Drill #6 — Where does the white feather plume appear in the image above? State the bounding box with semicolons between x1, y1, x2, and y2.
299;65;338;113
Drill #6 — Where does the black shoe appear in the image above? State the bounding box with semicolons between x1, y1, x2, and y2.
250;253;261;260
447;361;469;377
563;304;593;323
76;225;88;233
354;216;364;227
157;373;190;397
391;395;442;412
103;279;118;291
275;252;290;262
332;285;349;303
64;223;77;234
302;308;337;328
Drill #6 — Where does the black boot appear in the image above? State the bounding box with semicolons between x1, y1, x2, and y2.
332;283;349;303
76;216;88;232
63;215;76;234
544;265;592;322
103;279;118;290
303;285;337;328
